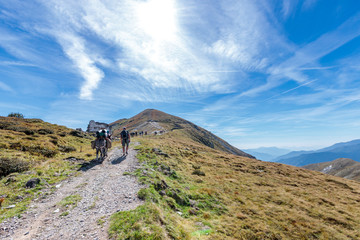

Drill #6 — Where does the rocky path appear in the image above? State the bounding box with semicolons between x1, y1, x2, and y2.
0;145;144;240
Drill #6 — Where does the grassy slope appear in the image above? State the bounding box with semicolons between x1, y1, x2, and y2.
303;158;360;182
0;117;96;221
110;131;360;239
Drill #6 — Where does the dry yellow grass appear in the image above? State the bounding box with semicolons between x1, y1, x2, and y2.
127;130;360;239
0;116;96;221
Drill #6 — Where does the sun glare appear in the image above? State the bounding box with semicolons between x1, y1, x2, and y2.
135;0;178;41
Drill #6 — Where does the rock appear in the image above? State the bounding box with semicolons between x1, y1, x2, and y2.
5;205;16;209
159;190;166;196
54;209;60;213
189;199;198;207
25;178;40;188
16;195;23;200
154;180;168;191
152;148;169;157
5;176;16;184
188;208;198;215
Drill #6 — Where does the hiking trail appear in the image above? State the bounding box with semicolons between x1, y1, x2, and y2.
0;145;144;240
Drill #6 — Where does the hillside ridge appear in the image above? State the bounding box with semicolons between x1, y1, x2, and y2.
303;158;360;181
274;139;360;166
110;109;255;158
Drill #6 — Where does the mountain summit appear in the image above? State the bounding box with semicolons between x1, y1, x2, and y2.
110;109;254;158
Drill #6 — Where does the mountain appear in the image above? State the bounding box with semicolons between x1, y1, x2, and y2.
109;109;254;158
273;150;315;162
303;158;360;181
243;147;291;161
274;139;360;166
3;113;360;238
108;123;360;239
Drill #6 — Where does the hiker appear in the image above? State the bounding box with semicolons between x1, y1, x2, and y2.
120;127;130;155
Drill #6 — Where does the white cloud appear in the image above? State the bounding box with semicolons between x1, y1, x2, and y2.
54;33;104;100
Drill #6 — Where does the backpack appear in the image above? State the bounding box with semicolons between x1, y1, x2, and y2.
121;130;129;139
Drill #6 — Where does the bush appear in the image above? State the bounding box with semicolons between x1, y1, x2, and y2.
0;122;12;129
9;142;22;150
137;188;148;200
0;157;29;177
27;146;58;157
37;129;54;135
58;145;76;153
7;113;24;118
24;118;43;123
192;169;206;176
0;143;8;149
69;130;84;138
23;129;35;135
7;126;28;133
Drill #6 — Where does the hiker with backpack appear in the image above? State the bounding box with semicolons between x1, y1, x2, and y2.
121;127;130;155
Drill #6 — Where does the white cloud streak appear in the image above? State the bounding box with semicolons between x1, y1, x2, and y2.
0;81;14;92
54;33;104;100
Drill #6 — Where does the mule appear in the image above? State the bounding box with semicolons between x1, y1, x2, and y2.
94;138;107;162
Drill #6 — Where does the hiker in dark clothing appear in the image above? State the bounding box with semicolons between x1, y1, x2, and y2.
120;127;130;155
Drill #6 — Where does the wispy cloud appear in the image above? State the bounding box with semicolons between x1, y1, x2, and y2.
0;61;36;67
54;33;104;100
0;81;14;92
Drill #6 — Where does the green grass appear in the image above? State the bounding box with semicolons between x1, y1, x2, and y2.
58;194;82;210
109;203;189;240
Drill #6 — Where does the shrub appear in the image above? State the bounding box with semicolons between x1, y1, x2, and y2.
0;122;12;129
192;169;206;176
7;126;28;133
0;143;8;149
69;130;84;138
0;157;29;177
7;113;24;118
24;118;43;123
137;188;148;200
58;145;76;153
9;142;22;150
28;146;58;157
37;129;54;135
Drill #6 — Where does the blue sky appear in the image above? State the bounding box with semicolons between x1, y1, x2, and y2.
1;0;360;150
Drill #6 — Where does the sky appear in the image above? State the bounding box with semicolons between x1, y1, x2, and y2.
1;0;360;150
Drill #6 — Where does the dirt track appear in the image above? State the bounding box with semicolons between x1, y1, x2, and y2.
0;146;144;240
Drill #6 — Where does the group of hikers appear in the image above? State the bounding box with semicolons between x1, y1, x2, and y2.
91;127;131;161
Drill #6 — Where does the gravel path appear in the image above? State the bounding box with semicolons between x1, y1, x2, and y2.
0;145;144;240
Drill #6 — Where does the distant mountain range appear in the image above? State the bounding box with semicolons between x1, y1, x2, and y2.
274;139;360;166
109;109;255;158
303;158;360;182
243;147;291;161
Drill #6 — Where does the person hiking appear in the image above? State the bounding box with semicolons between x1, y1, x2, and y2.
120;127;130;155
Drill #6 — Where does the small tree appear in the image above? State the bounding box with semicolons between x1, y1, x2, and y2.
8;112;24;118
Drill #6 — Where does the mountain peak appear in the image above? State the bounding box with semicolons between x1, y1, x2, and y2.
110;109;254;158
